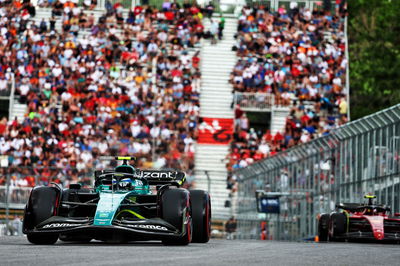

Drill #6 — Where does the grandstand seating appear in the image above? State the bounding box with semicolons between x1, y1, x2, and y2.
0;1;204;188
226;3;349;189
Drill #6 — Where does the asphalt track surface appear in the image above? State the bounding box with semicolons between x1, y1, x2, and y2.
1;237;399;266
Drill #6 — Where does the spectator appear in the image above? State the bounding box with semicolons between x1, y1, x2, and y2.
218;15;225;40
7;216;22;236
0;76;9;96
205;2;214;19
209;19;218;44
225;216;237;240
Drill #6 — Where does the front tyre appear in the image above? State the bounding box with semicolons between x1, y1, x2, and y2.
59;234;92;243
190;190;211;243
27;234;58;245
161;188;192;245
329;213;346;242
318;214;330;242
23;186;60;245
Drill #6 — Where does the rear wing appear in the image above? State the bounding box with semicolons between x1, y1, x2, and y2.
336;203;364;212
94;169;186;187
336;202;391;213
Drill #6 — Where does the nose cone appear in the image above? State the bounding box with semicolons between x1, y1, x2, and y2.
365;216;385;240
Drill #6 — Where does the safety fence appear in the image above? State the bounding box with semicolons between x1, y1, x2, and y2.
234;92;277;112
75;0;221;11
0;166;93;209
0;80;12;99
0;166;93;204
0;165;93;236
233;104;400;240
80;0;138;9
245;0;337;12
192;169;237;220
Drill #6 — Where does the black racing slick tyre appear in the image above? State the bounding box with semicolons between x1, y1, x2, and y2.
161;188;192;245
59;234;92;243
23;186;60;245
329;213;346;242
318;214;330;242
27;234;58;245
189;190;211;243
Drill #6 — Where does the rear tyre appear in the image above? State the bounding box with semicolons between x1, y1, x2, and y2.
329;213;346;242
318;214;330;242
161;188;192;245
23;186;60;245
189;190;211;243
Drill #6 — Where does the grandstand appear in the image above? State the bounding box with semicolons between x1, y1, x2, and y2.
0;0;349;236
1;1;204;174
225;1;349;201
0;1;203;208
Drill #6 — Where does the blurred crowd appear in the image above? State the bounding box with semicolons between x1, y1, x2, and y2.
226;1;348;188
0;0;206;187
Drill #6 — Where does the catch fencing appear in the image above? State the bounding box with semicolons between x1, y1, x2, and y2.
234;104;400;240
234;92;277;111
245;0;337;12
0;165;93;209
88;0;220;10
0;165;92;235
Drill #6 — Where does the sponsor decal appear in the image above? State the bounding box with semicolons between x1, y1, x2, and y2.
137;171;175;179
127;196;137;202
125;224;168;231
133;180;143;186
198;118;233;145
42;223;80;228
99;212;111;218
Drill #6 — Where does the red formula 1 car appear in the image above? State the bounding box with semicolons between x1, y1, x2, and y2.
318;195;400;243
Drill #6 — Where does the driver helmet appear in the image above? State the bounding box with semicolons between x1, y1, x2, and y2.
118;178;133;189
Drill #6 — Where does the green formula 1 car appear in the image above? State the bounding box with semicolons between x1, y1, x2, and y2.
23;157;211;245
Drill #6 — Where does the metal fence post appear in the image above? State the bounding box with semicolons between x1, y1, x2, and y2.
152;137;156;162
204;170;211;194
8;74;15;121
5;169;10;235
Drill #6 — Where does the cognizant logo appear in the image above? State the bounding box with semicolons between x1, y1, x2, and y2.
137;171;175;179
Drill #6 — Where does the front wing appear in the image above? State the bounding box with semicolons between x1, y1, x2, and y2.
338;217;400;242
337;232;400;241
24;216;188;241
